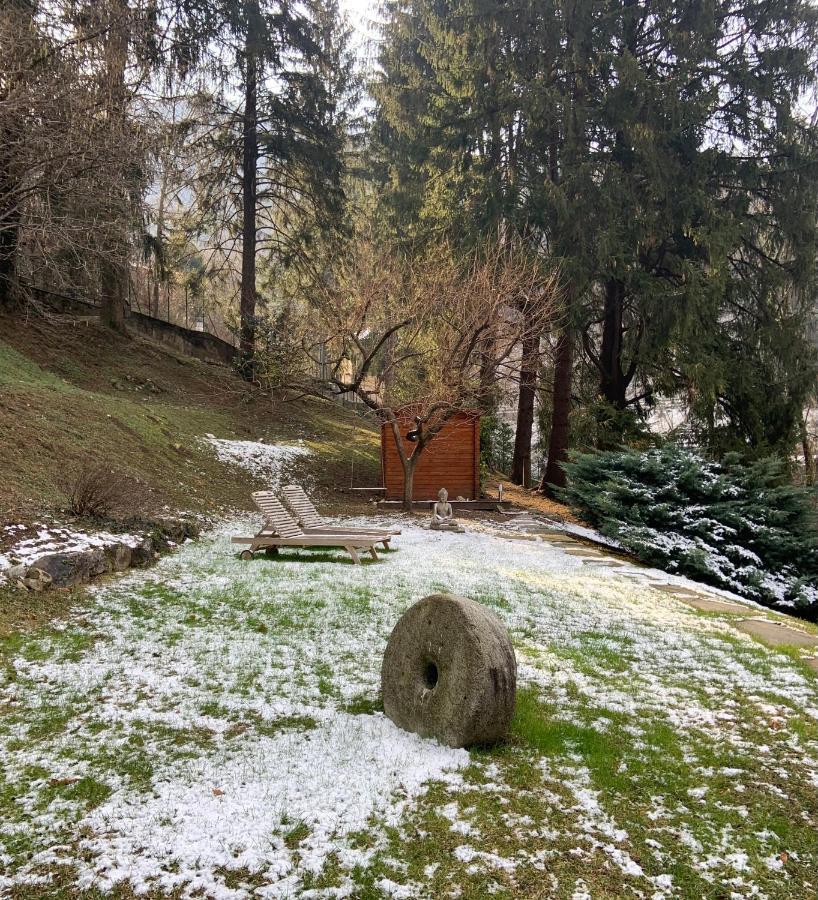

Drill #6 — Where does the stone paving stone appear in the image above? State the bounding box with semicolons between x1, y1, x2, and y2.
562;547;606;558
539;532;582;543
651;583;702;598
678;596;752;615
735;618;818;649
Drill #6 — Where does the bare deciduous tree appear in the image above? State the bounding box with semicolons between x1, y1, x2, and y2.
279;234;560;508
0;0;155;320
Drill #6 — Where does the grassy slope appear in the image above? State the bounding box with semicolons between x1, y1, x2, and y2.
0;312;381;520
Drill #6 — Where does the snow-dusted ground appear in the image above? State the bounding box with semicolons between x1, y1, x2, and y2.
202;435;312;488
0;520;816;898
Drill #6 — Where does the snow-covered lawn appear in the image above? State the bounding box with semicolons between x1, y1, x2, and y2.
1;521;816;898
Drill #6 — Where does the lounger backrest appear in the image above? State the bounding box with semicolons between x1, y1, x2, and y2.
282;484;323;529
252;491;303;538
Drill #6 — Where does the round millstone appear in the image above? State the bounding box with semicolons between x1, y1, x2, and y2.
381;593;517;748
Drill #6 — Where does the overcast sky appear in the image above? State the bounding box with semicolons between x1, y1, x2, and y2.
339;0;381;64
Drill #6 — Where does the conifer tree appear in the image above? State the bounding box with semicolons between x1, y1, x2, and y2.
174;0;352;367
373;0;818;483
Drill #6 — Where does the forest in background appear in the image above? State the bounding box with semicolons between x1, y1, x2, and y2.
2;0;818;495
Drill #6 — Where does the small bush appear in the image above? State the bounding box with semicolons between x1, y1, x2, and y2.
561;445;818;620
480;415;515;475
62;463;129;518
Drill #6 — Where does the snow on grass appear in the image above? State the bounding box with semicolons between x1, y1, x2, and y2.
202;435;312;488
0;519;816;897
78;714;467;898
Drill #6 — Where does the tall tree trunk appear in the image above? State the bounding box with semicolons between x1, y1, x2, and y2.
152;172;167;319
0;2;33;308
239;26;258;370
801;415;815;486
0;202;17;308
0;114;19;306
151;92;177;319
478;331;498;413
511;322;539;486
100;0;129;330
540;326;573;495
599;277;627;409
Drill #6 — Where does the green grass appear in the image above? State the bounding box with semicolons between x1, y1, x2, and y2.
0;317;381;520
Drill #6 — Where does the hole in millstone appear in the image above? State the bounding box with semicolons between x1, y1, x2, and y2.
423;660;439;689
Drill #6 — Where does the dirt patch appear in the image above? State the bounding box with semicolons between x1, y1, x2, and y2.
485;478;580;523
0;582;87;639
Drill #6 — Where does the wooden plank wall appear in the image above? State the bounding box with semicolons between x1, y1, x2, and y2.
381;412;480;500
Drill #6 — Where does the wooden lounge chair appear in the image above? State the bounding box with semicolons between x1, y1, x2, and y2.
231;492;380;565
282;484;400;550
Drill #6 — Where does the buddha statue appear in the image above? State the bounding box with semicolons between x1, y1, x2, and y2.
430;488;463;532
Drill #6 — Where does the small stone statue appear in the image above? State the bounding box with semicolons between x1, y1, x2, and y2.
430;488;464;532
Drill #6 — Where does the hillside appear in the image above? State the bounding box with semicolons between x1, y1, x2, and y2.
0;312;382;522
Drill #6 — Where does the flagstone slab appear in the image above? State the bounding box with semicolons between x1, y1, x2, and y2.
651;583;704;599
735;619;818;649
806;657;818;673
678;596;752;615
562;547;607;558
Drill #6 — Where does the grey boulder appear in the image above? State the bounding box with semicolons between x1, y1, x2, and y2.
21;567;53;592
108;542;132;572
129;536;156;567
381;593;516;748
6;564;27;582
29;549;107;587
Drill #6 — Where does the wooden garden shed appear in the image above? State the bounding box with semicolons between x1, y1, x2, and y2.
381;408;481;501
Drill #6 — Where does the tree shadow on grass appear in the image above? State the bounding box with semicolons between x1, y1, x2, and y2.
238;549;382;565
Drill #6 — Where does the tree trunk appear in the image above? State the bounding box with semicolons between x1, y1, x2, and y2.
100;0;129;330
0;2;33;309
152;162;169;319
801;415;815;486
0;119;18;307
478;331;498;413
540;326;573;495
402;457;416;510
511;322;539;486
239;27;258;370
387;415;418;511
600;277;627;410
100;0;130;331
0;208;17;308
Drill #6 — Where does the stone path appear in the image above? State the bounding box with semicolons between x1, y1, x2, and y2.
499;520;818;672
735;618;818;649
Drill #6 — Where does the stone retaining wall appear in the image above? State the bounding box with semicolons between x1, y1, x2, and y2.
33;288;238;368
127;312;237;367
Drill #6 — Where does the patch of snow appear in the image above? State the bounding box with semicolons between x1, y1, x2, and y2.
202;435;312;488
76;713;466;897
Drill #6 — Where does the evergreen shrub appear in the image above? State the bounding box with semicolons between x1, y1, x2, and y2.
561;445;818;620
